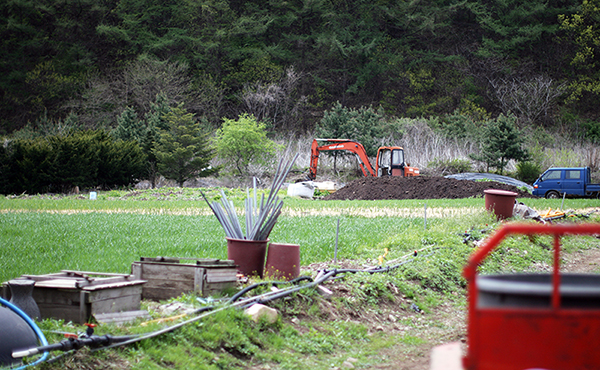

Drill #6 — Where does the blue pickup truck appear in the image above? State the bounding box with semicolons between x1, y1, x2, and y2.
532;167;600;198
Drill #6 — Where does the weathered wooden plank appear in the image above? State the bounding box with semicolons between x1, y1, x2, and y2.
79;291;87;324
82;280;146;292
140;256;181;263
195;267;205;295
38;303;85;323
33;288;82;305
137;263;199;280
90;294;141;315
95;310;150;325
206;270;238;284
87;285;143;302
21;272;75;280
141;279;194;291
131;263;142;280
34;279;81;289
60;270;131;278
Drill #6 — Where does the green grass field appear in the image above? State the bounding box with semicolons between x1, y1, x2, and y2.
1;191;599;370
1;192;597;283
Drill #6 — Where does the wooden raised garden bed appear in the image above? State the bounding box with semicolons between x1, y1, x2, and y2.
2;270;146;324
131;257;238;301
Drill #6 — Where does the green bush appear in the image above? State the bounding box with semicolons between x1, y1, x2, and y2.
516;161;542;184
0;130;145;194
427;158;472;175
213;114;279;176
583;119;600;144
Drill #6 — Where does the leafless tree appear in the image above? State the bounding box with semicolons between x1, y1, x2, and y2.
241;67;308;132
489;75;566;125
70;58;224;128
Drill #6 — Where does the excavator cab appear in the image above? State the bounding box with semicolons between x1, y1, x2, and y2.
376;147;404;176
376;147;419;177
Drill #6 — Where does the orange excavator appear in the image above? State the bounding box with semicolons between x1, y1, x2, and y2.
308;138;419;180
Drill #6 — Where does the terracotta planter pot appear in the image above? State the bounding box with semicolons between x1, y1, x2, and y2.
265;243;300;280
226;238;268;278
484;189;517;220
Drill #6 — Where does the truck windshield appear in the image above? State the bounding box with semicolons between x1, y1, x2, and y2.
541;170;561;181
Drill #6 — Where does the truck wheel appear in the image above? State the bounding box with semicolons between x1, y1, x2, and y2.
545;191;560;199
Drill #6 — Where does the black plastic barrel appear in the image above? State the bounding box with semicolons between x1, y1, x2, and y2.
0;306;38;366
477;273;600;309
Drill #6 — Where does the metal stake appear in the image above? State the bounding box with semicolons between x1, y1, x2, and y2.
334;218;340;263
424;203;427;230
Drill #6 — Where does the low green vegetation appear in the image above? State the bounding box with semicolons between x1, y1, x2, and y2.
1;191;599;369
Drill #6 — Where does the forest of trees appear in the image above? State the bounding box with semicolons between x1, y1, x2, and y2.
3;0;600;192
3;0;600;134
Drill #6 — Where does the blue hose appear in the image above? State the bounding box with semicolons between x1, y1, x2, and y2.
0;298;48;369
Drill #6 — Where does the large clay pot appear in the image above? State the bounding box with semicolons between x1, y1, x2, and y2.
226;238;268;278
265;243;300;280
484;189;517;220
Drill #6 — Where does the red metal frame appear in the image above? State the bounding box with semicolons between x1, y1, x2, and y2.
463;223;600;370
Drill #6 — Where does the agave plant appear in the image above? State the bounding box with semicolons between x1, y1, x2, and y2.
202;154;298;241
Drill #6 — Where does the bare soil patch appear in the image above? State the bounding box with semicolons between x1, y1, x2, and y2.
324;176;534;201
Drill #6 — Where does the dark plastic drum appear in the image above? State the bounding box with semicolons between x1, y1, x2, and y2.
478;273;600;309
0;306;38;366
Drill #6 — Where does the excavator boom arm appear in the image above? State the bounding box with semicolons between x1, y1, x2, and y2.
308;139;376;180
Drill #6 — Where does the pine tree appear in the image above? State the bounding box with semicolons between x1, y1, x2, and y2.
153;104;216;186
113;106;145;143
470;114;529;174
143;93;172;188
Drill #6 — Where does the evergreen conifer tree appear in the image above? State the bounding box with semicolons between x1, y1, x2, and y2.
113;106;145;143
153;104;216;186
470;114;529;174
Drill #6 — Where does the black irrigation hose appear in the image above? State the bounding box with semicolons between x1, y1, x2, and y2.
13;334;138;358
16;247;441;363
228;275;314;303
94;276;329;352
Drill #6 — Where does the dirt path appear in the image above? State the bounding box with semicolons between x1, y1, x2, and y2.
327;241;600;370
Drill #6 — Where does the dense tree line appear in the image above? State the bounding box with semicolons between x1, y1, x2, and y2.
0;130;145;193
4;0;600;136
4;0;600;193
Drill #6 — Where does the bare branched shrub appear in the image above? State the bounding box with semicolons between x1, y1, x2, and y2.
241;67;308;132
72;58;223;127
585;145;600;171
386;118;479;171
489;75;566;125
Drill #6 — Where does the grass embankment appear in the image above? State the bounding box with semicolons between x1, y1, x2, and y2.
1;191;599;369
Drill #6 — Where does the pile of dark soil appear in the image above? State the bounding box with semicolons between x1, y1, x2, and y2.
323;176;535;200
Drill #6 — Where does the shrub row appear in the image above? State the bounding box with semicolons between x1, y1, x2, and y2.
0;130;145;194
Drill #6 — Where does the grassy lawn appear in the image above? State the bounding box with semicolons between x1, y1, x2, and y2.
1;191;599;369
